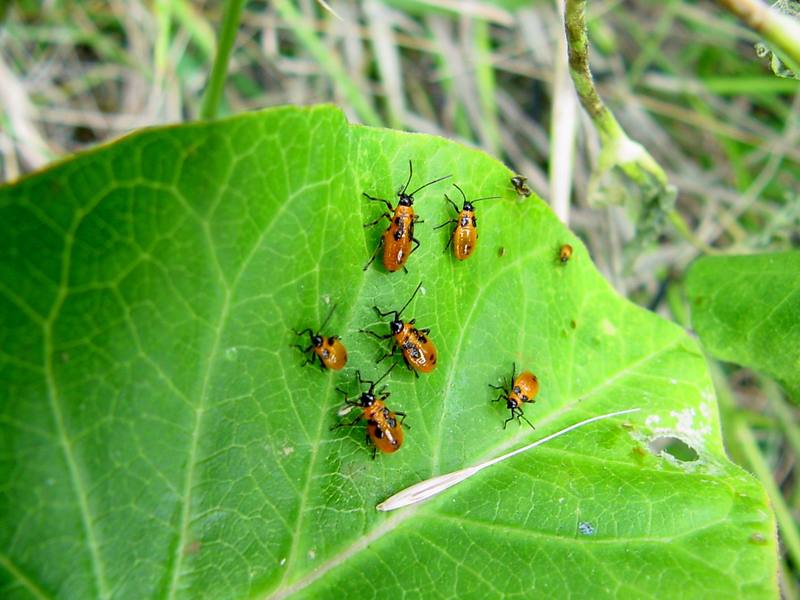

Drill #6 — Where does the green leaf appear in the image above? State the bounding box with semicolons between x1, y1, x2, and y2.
0;105;776;599
686;251;800;400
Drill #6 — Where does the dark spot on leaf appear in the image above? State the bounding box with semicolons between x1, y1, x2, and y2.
578;522;595;536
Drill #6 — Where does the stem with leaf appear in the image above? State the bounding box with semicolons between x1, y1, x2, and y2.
200;0;246;120
716;0;800;72
563;0;676;253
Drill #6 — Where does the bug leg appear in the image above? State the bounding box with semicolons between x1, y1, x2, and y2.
363;238;384;271
363;192;394;211
330;414;362;432
359;328;393;341
396;411;408;426
363;212;392;228
298;351;316;367
290;344;312;353
375;352;395;364
444;193;459;214
292;328;314;338
519;413;536;430
410;236;421;255
488;382;506;391
418;327;431;335
443;235;453;253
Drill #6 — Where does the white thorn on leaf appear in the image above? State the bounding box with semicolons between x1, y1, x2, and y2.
376;407;641;512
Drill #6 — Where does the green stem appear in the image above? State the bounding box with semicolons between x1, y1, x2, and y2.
763;378;800;470
200;0;246;120
735;419;800;570
716;0;800;70
667;211;720;255
274;0;382;126
564;0;624;144
473;18;501;154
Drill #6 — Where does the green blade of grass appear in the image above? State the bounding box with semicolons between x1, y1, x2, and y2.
200;0;246;120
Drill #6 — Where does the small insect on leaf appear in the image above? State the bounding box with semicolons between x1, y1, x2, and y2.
331;365;407;457
434;183;500;261
291;303;347;371
363;160;451;273
559;244;573;264
510;175;532;197
360;282;437;375
489;362;539;429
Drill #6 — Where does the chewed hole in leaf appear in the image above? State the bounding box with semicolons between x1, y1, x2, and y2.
648;436;700;463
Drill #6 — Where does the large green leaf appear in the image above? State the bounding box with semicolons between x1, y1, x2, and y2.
686;251;800;400
0;106;776;599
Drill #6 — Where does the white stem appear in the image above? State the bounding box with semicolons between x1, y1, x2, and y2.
376;407;640;512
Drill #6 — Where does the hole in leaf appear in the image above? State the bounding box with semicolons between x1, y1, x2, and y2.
648;436;699;462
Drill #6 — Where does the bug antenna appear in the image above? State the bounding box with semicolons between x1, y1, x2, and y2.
452;183;467;205
398;281;423;317
408;173;452;198
373;363;397;389
319;303;337;331
471;195;502;204
400;160;414;196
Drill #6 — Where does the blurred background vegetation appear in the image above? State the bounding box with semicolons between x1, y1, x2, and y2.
1;0;798;594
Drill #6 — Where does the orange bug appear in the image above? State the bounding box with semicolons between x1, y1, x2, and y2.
363;161;451;272
559;244;573;264
510;175;531;197
360;282;437;376
292;304;347;371
489;363;539;429
332;365;407;458
434;183;500;260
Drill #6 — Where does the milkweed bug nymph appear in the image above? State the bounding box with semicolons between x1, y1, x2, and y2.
292;303;347;371
363;160;451;273
434;183;500;260
331;365;407;458
359;281;437;376
510;175;531;197
489;363;539;429
559;244;573;264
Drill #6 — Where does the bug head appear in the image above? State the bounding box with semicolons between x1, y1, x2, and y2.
311;334;323;347
389;320;404;335
452;183;500;211
506;397;519;410
360;391;376;407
